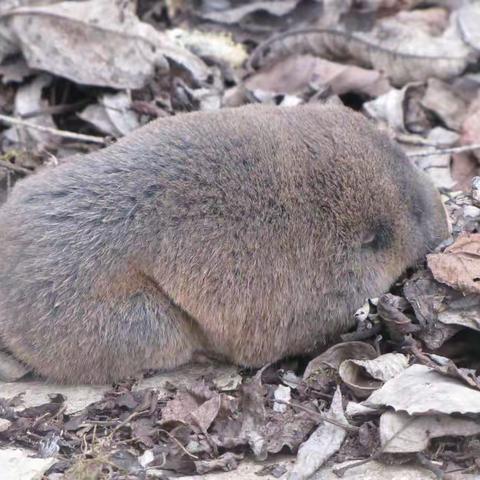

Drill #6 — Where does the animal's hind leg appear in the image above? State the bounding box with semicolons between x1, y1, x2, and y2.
80;288;208;384
0;350;30;382
14;282;208;384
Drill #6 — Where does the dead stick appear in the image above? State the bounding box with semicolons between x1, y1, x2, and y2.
408;144;480;158
0;113;107;145
0;158;31;174
272;399;359;433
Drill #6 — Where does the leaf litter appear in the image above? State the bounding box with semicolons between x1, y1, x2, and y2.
0;0;480;479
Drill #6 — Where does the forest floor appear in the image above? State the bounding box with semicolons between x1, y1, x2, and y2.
0;1;479;479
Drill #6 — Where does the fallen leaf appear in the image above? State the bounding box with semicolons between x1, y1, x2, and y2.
427;233;480;294
259;10;472;86
263;408;317;454
6;0;209;89
364;364;480;415
421;78;467;130
200;1;299;25
457;2;480;52
288;387;348;480
4;74;56;149
364;84;424;132
438;293;480;332
245;55;390;97
380;410;480;453
79;92;141;137
303;341;378;380
339;353;409;399
461;93;480;162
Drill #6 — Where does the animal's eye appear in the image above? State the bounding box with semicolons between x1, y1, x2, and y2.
361;231;376;245
361;221;393;251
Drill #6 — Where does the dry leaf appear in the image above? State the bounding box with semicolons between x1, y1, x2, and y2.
4;74;57;149
260;10;472;86
79;92;141;138
421;78;467;131
339;353;409;399
288;387;348;480
438;293;480;332
364;364;480;415
427;233;480;294
246;55;390;97
461;93;480;161
363;84;423;132
200;1;299;24
457;2;480;52
380;410;480;453
6;0;209;89
303;341;378;380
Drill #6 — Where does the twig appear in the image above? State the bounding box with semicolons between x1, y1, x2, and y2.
0;113;107;145
271;399;359;433
109;409;147;436
408;144;480;158
156;427;199;459
0;158;31;174
22;100;90;119
416;452;445;479
247;27;464;71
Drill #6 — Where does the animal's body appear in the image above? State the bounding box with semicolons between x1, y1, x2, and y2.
0;104;448;383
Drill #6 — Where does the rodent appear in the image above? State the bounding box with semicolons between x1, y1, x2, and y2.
0;103;448;384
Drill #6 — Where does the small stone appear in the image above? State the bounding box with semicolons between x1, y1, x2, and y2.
0;418;12;432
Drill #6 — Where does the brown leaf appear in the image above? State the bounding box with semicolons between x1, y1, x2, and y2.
245;55;390;97
377;293;420;342
7;0;208;89
160;391;199;426
263;409;317;454
427;233;480;294
461;93;480;162
421;78;467;131
257;9;471;86
303;341;378;380
190;394;222;432
403;270;461;349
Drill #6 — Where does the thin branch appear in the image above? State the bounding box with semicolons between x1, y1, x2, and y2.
271;399;359;433
0;113;107;145
247;27;464;71
156;427;200;459
407;144;480;158
0;158;31;174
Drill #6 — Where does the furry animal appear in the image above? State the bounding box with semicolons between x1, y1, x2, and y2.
0;104;448;383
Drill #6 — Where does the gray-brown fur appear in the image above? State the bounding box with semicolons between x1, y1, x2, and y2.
0;104;448;384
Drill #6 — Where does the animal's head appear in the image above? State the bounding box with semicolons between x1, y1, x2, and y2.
291;104;450;303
